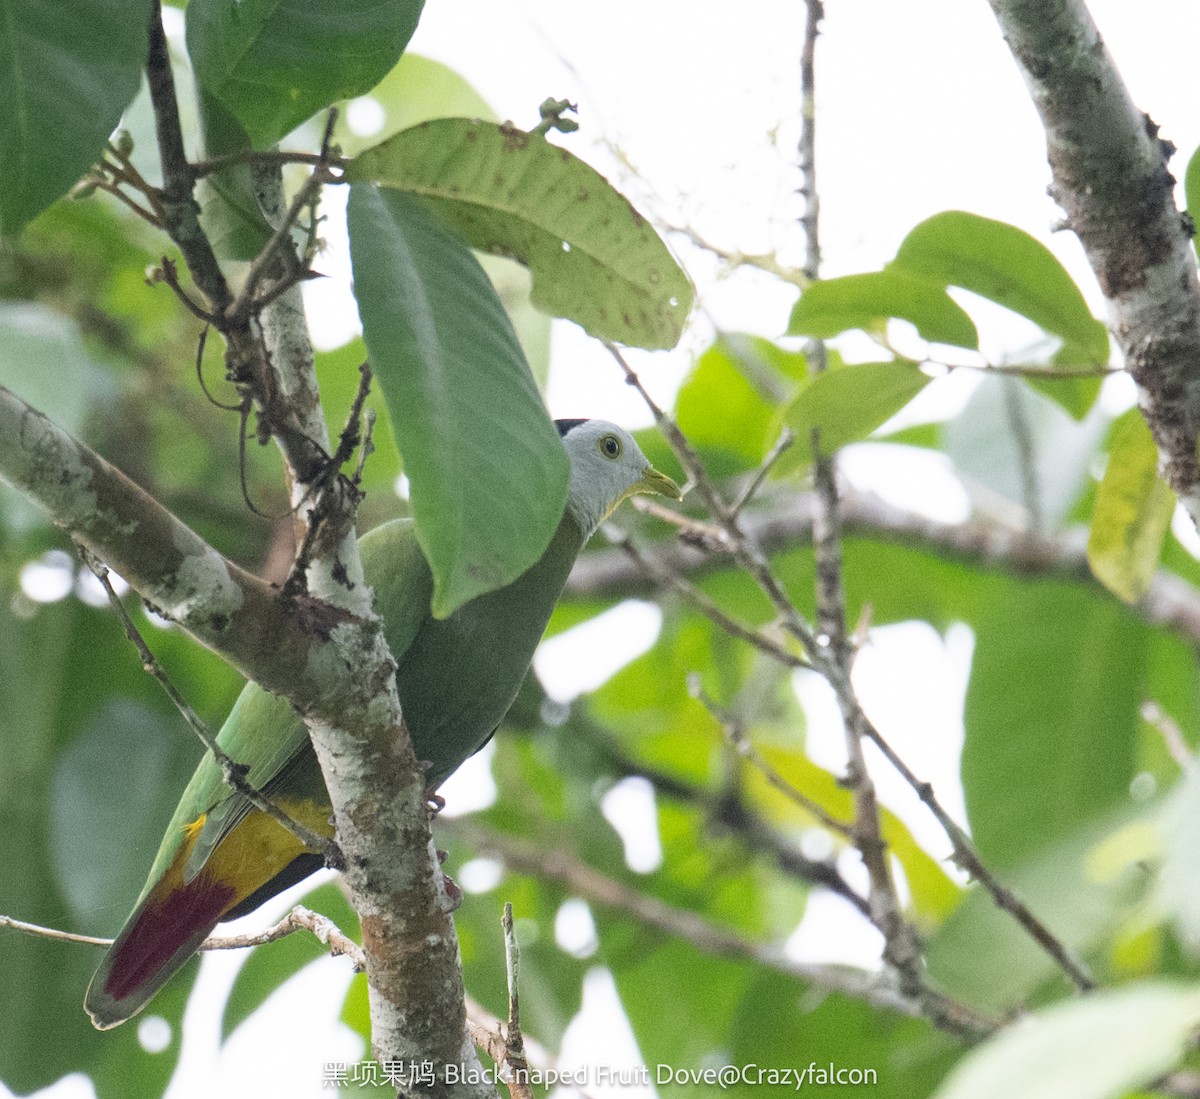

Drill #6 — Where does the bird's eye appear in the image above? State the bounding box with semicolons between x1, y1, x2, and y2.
598;434;622;460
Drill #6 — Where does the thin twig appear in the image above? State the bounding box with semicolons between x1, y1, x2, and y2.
77;546;341;867
610;528;811;669
797;0;939;1004
0;914;112;947
500;904;534;1099
731;428;796;517
207;904;364;966
665;222;808;288
1143;700;1193;769
465;996;594;1099
225;110;341;322
0;905;364;965
456;822;996;1038
844;688;1097;993
191;148;348;179
89;180;163;227
150;257;218;324
1001;378;1043;532
690;681;852;837
195;325;245;411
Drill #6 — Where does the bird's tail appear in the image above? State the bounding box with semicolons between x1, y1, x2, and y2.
84;829;237;1030
84;801;325;1030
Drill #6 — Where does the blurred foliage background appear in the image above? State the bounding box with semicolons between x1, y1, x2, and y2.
7;2;1200;1099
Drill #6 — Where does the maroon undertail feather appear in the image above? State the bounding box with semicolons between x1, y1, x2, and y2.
103;874;236;1002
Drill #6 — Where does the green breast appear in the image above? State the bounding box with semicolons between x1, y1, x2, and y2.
379;516;586;786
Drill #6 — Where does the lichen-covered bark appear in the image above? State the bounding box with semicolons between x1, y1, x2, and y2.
987;0;1200;525
252;163;492;1094
0;384;343;700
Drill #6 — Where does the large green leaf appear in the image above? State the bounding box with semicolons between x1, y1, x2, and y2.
346;118;693;349
772;361;931;477
933;983;1200;1099
787;270;978;349
186;0;424;148
346;184;568;617
962;582;1143;868
893;211;1109;364
0;0;148;234
674;340;777;474
1087;409;1175;604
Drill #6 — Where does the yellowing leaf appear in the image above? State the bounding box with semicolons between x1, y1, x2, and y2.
752;746;962;923
1087;410;1174;604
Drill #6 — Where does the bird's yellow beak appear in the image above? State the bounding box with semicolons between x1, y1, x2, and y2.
633;465;683;500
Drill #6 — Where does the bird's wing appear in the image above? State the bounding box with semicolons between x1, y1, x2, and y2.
181;518;433;877
85;521;434;1029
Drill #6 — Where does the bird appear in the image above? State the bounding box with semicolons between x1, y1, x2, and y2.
84;417;680;1030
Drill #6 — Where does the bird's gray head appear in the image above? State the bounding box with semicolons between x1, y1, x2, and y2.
555;418;681;535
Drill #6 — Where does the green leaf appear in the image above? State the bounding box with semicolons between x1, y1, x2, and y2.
0;0;148;234
0;302;93;437
674;340;777;473
186;0;424;148
194;89;275;261
893;211;1109;363
787;270;978;349
962;582;1142;868
1025;342;1104;421
933;983;1200;1099
346;118;693;349
1185;145;1200;263
772;361;931;477
222;881;360;1041
346;184;568;617
1087;409;1174;604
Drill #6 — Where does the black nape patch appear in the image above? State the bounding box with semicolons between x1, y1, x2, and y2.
555;418;590;437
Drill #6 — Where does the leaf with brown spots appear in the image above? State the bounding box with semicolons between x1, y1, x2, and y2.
346;118;693;350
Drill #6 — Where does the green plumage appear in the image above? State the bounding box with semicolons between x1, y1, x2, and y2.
84;418;679;1030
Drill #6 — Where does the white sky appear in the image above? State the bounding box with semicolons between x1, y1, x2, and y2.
15;2;1200;1097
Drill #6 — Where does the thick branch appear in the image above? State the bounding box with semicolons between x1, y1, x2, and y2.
0;384;345;702
987;0;1200;524
235;110;486;1098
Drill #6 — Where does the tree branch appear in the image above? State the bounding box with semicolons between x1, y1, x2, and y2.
453;822;995;1038
797;0;925;1008
0;384;342;701
566;486;1200;647
987;0;1200;526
